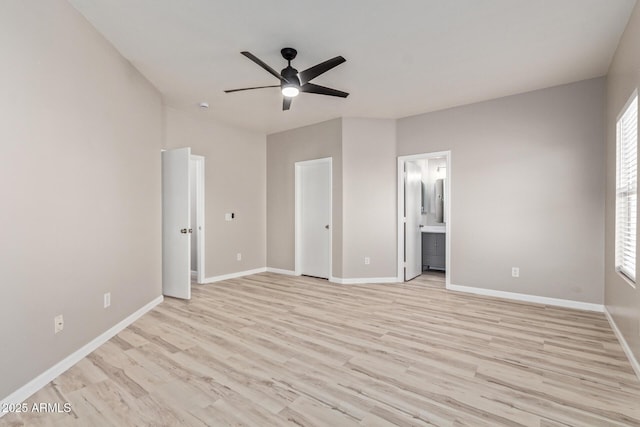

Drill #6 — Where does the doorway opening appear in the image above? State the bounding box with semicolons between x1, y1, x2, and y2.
162;148;205;300
397;151;450;285
295;157;332;280
190;155;205;284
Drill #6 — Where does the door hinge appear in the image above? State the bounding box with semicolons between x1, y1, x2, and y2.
403;217;407;223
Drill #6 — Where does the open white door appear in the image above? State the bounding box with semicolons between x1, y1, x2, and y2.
405;161;422;281
162;148;191;299
297;158;331;279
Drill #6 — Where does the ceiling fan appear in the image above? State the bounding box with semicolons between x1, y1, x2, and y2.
224;47;348;111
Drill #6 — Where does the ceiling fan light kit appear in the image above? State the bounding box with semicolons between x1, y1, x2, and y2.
281;85;299;97
224;47;348;111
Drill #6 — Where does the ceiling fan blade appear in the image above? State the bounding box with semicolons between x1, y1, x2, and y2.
224;85;280;93
283;97;292;111
300;83;349;98
298;56;346;85
241;51;285;82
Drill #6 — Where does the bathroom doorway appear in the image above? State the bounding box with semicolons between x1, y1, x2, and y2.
397;151;450;284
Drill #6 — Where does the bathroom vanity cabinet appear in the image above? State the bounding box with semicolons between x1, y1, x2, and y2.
422;231;446;271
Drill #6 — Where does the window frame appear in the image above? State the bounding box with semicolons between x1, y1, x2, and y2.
615;90;638;287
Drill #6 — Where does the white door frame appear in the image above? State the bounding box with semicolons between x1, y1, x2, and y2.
191;155;205;284
295;157;333;279
397;151;451;285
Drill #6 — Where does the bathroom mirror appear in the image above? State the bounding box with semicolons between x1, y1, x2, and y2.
422;157;446;225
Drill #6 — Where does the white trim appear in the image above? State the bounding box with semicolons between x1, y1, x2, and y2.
397;157;403;280
397;151;451;287
446;283;604;312
190;270;197;278
331;277;401;285
266;267;298;276
202;267;267;283
295;162;302;276
0;295;164;416
295;157;333;279
190;155;206;285
604;308;640;381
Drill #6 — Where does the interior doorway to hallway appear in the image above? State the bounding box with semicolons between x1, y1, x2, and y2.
190;155;205;284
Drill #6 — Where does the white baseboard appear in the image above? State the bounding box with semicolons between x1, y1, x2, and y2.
604;308;640;381
0;295;164;417
202;267;267;283
266;267;298;276
331;277;401;285
264;270;399;285
446;283;604;312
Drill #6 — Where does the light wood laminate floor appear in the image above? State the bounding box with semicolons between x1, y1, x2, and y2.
3;272;640;426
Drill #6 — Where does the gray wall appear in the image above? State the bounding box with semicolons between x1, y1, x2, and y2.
0;0;163;399
266;117;396;280
267;119;343;276
398;78;606;303
342;118;397;279
605;1;640;367
164;107;266;278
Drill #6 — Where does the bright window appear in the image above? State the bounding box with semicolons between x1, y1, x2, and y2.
615;91;638;284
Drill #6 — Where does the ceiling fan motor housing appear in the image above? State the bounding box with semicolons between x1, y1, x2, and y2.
281;66;300;87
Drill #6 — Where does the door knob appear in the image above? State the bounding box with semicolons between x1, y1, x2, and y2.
180;229;188;234
325;225;330;229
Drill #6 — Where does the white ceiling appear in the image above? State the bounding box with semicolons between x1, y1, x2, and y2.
68;0;636;134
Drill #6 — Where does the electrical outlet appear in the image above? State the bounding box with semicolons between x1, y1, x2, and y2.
237;253;242;261
512;267;520;278
104;292;111;308
54;315;64;334
364;257;371;265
